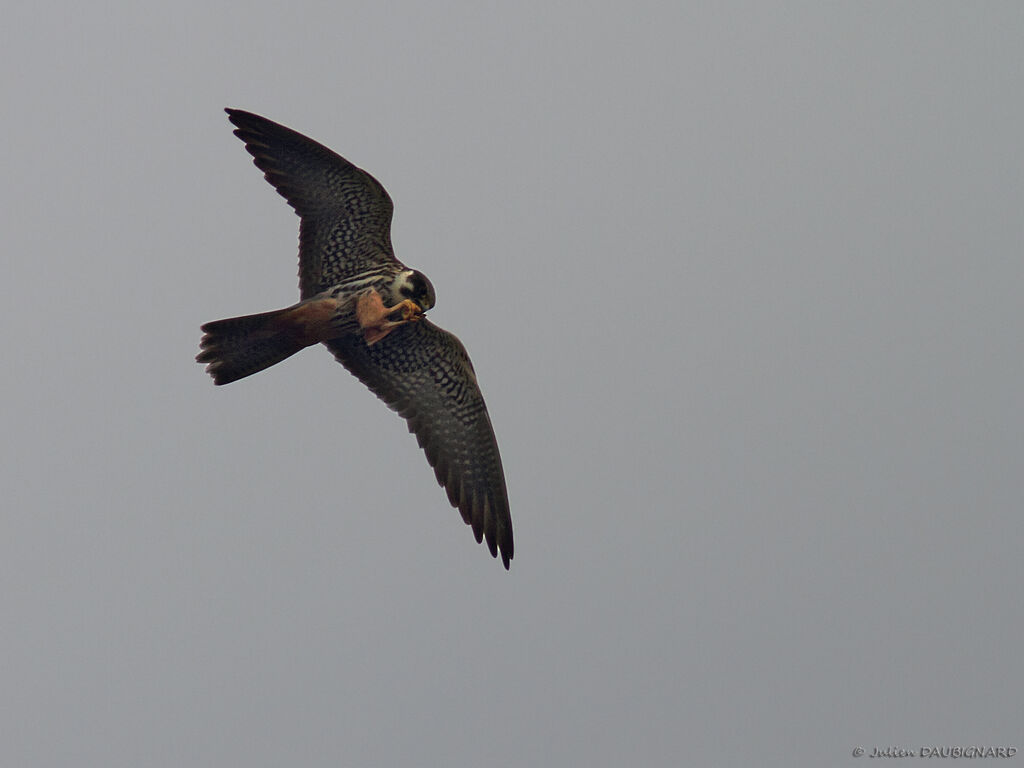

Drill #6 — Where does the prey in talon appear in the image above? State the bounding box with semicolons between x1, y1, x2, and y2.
355;287;427;346
196;108;513;569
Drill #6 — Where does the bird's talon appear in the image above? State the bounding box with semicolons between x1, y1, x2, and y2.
384;299;423;323
401;301;423;322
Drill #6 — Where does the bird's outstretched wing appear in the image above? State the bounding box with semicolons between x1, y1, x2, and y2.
326;321;514;568
226;108;400;298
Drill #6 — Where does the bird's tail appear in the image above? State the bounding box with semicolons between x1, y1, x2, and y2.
197;297;341;385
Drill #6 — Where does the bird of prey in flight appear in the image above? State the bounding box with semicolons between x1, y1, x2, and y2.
198;109;513;568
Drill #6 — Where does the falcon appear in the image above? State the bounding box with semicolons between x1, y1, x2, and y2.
198;108;513;569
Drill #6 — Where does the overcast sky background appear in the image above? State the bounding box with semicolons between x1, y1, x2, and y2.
2;2;1022;766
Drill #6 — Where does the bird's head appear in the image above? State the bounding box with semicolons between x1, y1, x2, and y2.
397;269;436;313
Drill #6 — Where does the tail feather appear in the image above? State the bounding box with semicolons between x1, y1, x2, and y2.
198;296;343;385
197;307;309;385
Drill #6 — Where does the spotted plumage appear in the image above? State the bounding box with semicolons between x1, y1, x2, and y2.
198;109;513;568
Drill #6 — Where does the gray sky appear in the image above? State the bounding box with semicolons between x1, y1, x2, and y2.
3;2;1022;766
